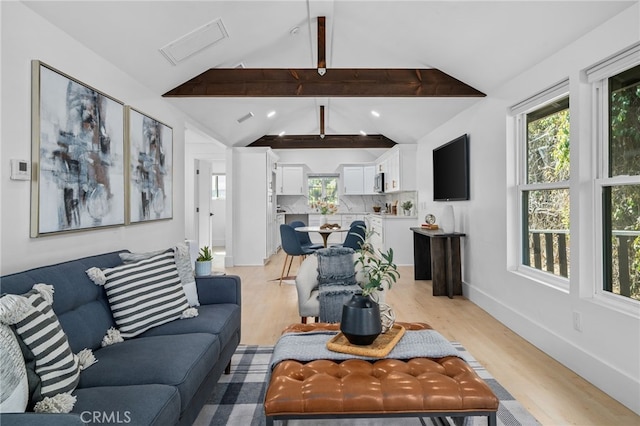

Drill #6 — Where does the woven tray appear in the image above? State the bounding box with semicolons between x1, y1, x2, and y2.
326;324;405;357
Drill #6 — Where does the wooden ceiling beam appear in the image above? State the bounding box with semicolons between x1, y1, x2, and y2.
162;68;485;97
247;134;397;149
317;17;326;75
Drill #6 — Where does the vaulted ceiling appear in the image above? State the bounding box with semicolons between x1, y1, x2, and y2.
23;1;635;147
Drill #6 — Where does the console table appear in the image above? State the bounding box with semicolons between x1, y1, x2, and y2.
410;228;465;298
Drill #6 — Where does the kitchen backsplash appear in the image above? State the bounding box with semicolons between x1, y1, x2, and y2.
277;192;418;215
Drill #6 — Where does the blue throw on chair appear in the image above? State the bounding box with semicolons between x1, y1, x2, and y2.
290;220;323;250
279;224;318;285
334;220;366;250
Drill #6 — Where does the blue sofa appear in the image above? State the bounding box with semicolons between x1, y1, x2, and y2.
0;250;241;425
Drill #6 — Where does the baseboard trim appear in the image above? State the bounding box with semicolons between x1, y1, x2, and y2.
463;282;640;415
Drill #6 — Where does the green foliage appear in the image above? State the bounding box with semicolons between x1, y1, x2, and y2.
608;69;640;301
308;177;338;205
353;226;400;297
197;246;213;261
401;200;413;210
527;108;570;184
526;105;572;270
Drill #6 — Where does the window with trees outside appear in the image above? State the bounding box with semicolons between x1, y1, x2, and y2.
519;95;571;280
308;175;339;208
596;63;640;302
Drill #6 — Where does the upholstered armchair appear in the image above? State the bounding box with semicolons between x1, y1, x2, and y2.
294;253;386;324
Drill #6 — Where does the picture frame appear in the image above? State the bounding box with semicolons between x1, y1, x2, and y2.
30;60;125;237
126;107;173;223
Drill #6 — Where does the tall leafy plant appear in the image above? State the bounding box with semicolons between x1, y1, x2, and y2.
353;226;400;297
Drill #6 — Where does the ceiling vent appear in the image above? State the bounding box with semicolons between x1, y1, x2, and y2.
160;18;229;65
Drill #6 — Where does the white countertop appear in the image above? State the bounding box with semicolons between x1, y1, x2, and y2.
279;211;418;219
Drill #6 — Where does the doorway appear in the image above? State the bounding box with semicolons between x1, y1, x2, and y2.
196;159;226;270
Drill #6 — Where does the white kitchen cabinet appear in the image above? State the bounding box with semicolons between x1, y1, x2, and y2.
375;145;417;193
276;213;285;250
365;215;416;265
341;164;376;195
343;166;364;194
363;165;376;194
277;165;305;195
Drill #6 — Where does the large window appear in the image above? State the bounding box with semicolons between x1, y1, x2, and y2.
518;95;571;280
308;175;338;207
599;64;640;302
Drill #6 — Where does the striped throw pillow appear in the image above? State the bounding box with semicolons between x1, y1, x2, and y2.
95;250;190;339
0;285;80;402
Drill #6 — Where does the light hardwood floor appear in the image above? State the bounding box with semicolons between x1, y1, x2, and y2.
221;249;639;426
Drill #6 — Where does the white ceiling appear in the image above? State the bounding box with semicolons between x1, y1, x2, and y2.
23;0;635;147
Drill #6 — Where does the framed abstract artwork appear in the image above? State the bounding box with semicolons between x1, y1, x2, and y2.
126;107;173;223
31;61;125;237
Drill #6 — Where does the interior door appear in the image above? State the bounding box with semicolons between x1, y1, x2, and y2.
210;174;226;247
197;160;213;250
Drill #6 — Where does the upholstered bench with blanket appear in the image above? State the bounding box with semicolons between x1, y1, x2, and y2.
0;247;241;425
264;322;499;426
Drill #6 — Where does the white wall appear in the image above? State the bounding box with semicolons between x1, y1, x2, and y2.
0;2;187;274
416;5;640;414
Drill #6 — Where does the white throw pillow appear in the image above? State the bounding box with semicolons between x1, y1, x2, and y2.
0;324;28;413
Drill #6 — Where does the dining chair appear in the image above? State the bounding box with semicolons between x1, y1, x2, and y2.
290;220;323;250
279;224;318;285
333;220;366;250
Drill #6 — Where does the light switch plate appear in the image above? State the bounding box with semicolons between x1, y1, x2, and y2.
10;159;30;181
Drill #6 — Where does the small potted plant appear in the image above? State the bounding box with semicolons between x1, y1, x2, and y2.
401;200;413;216
195;246;213;277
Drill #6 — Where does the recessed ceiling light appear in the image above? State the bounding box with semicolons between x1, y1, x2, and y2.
267;111;276;118
236;112;254;123
360;130;367;136
371;110;380;117
278;131;286;137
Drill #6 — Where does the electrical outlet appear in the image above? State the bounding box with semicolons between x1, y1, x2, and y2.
572;311;582;332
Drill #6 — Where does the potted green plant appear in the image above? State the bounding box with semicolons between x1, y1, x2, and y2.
401;200;413;216
195;246;213;277
340;227;400;345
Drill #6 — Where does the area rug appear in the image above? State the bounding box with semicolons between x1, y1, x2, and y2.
194;344;541;426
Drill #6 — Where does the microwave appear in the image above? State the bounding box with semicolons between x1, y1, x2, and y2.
374;173;385;193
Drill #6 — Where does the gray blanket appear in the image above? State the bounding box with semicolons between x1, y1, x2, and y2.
316;247;360;323
269;329;461;371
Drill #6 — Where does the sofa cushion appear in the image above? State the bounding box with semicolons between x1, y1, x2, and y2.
78;333;220;414
88;250;191;339
0;252;125;354
139;303;240;350
0;285;80;403
72;385;180;426
119;242;200;307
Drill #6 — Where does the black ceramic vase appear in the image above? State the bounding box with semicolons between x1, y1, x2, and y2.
340;294;382;345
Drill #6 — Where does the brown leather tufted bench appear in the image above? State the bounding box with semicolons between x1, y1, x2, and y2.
264;322;499;425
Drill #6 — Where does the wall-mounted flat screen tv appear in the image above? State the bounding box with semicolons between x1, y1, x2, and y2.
433;134;470;201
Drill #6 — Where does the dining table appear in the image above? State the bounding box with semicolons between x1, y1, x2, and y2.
294;226;350;248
